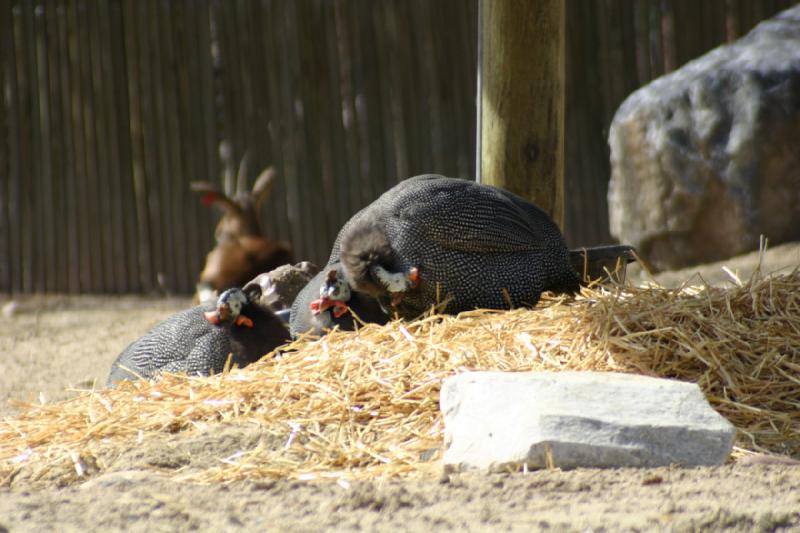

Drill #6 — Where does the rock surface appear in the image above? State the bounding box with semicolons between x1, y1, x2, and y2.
608;6;800;271
440;371;735;471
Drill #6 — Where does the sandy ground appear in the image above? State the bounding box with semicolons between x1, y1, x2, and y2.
2;243;800;532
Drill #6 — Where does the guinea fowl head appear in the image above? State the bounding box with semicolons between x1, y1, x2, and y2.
204;287;255;328
310;268;352;318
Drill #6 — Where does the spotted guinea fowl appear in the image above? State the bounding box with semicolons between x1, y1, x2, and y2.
289;262;390;338
245;261;320;325
334;174;581;319
107;284;290;386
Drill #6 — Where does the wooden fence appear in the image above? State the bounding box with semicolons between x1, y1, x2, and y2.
0;0;795;294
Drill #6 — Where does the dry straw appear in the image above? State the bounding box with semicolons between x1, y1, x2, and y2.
2;264;799;485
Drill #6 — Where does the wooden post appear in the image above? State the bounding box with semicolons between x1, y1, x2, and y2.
478;0;565;227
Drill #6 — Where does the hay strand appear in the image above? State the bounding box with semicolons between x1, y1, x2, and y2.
2;267;800;485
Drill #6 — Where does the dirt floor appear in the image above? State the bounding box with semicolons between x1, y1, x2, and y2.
2;243;800;532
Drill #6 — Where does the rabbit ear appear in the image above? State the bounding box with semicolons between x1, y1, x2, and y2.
252;167;276;208
190;181;239;212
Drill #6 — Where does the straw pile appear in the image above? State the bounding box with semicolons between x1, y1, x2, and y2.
2;266;800;486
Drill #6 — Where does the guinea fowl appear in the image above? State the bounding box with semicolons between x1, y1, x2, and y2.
334;174;581;319
289;262;390;338
106;285;290;387
245;261;320;324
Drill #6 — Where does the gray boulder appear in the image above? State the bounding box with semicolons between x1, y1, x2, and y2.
608;6;800;271
440;371;735;472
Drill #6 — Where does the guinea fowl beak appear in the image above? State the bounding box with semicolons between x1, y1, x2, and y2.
204;302;233;325
310;296;331;315
204;310;221;325
311;296;350;317
203;305;253;327
235;315;254;328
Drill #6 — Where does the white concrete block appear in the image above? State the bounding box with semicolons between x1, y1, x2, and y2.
440;371;735;471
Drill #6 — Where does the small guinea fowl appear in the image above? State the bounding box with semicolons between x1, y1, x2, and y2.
289;262;390;338
334;174;581;319
107;285;290;387
245;261;320;324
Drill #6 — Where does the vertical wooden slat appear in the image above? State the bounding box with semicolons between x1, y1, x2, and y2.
564;0;612;247
248;0;291;250
265;2;295;256
461;0;478;180
106;0;138;292
30;2;54;293
277;1;317;263
330;0;357;228
619;1;640;100
141;0;166;291
92;0;126;293
372;3;406;191
79;0;99;292
674;0;705;67
124;0;154;292
290;0;325;262
633;1;651;83
214;0;241;195
738;0;753;37
411;0;444;174
67;0;91;291
173;0;206;289
646;2;665;77
44;2;66;291
55;0;78;292
196;4;218;274
145;0;172;292
216;0;243;168
23;1;42;292
297;0;337;255
256;0;291;246
0;0;14;292
154;0;185;292
349;0;387;208
241;1;277;243
15;1;35;292
84;0;115;292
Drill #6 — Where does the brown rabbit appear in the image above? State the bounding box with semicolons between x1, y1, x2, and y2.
192;160;293;302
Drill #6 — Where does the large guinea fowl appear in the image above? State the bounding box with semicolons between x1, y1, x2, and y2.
334;174;582;319
107;284;290;387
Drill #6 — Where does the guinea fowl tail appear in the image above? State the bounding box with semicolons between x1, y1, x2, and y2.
548;272;581;296
339;220;396;296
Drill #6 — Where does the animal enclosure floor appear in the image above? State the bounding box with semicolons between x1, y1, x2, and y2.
1;464;799;532
2;243;800;531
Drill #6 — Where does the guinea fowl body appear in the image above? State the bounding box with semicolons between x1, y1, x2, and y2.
289;262;390;338
335;174;581;319
107;288;290;387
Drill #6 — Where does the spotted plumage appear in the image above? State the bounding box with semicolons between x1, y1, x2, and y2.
289;262;390;338
335;174;581;319
107;286;290;387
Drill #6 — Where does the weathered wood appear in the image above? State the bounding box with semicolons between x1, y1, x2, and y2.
107;0;137;293
563;0;612;247
18;1;37;292
155;0;184;292
1;0;793;294
44;2;66;292
0;0;12;292
124;0;154;292
479;0;565;227
173;0;203;292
